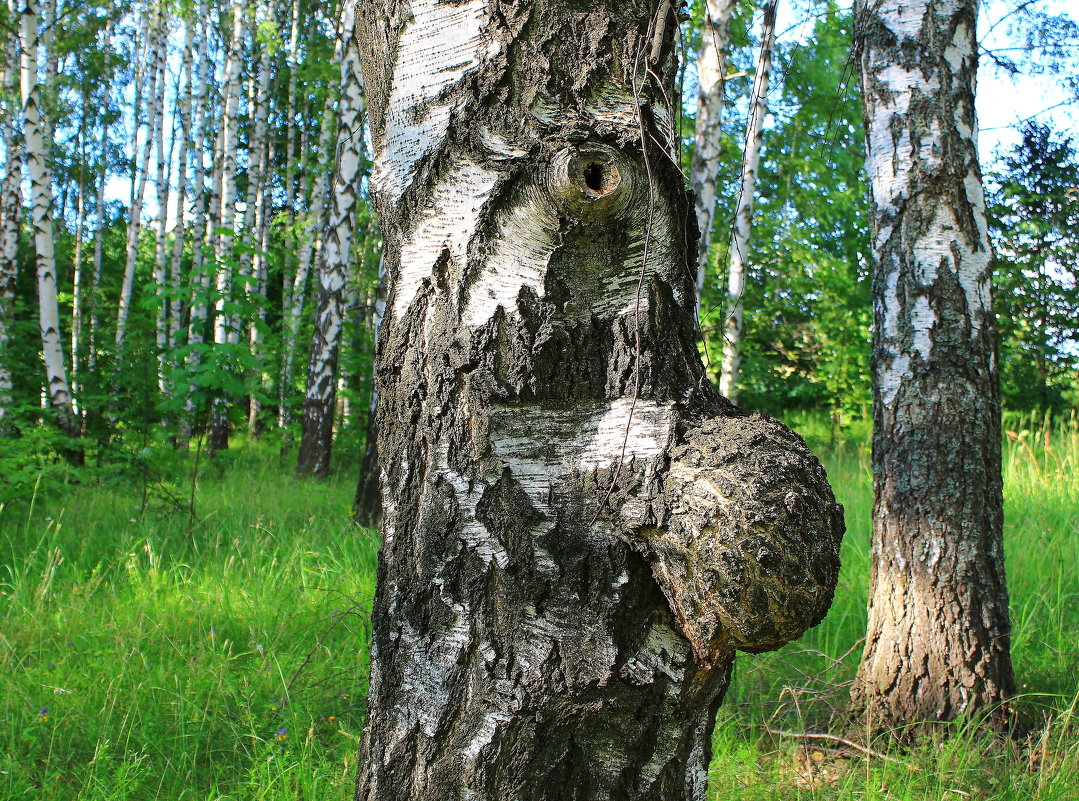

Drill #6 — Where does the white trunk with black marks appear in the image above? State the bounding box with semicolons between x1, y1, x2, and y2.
353;2;843;798
1;0;21;427
280;88;338;433
850;0;1016;731
296;0;365;478
19;0;75;435
181;9;213;441
154;50;176;397
117;12;166;353
169;18;196;371
248;134;274;433
719;0;775;402
208;0;246;449
689;0;735;315
88;23;111;371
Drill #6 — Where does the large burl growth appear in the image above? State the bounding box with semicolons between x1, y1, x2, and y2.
353;1;844;799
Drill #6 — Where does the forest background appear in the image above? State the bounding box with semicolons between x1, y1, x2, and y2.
1;0;1078;798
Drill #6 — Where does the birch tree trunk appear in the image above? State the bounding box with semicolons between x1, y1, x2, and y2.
353;1;844;797
71;107;87;406
849;0;1016;732
296;3;365;478
353;253;386;524
116;10;165;354
719;0;775;402
88;23;111;372
168;17;196;374
279;90;337;435
208;0;246;451
154;51;176;398
0;0;21;429
689;0;735;315
181;8;213;444
19;0;77;437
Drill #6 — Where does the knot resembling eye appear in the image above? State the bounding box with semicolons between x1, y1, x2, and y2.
548;144;632;216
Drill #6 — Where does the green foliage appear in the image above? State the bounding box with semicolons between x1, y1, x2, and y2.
988;121;1079;411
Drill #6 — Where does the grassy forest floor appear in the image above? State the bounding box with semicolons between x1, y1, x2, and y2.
1;413;1077;800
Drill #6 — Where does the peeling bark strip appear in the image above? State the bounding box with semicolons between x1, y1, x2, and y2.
354;2;844;798
850;0;1016;729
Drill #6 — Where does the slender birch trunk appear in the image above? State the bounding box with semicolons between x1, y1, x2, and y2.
296;3;365;478
248;133;274;434
88;24;111;372
181;8;213;443
70;106;87;406
849;0;1016;732
169;18;196;370
280;90;336;435
353;252;386;523
0;0;22;429
718;0;776;402
352;1;843;795
154;48;177;397
116;9;165;354
19;0;76;436
208;0;246;451
690;0;736;316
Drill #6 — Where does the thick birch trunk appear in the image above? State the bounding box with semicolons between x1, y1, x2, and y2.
718;0;775;402
0;0;21;429
296;4;365;478
117;11;165;354
689;0;735;315
19;0;76;436
353;2;843;798
849;0;1016;732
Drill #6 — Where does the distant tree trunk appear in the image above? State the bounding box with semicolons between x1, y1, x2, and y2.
19;0;77;437
279;90;336;436
154;51;176;399
352;1;844;798
208;0;245;452
88;24;111;373
0;0;22;430
849;0;1016;732
689;0;735;315
353;253;386;524
719;0;775;402
116;10;165;354
168;18;196;379
181;8;213;444
70;107;88;407
247;133;274;435
296;4;365;478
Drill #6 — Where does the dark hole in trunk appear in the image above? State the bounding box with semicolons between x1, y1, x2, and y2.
584;163;604;192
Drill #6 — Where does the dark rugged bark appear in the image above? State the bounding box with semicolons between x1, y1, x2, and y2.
353;1;844;798
849;0;1016;731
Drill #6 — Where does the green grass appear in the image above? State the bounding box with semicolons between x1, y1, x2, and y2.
1;416;1077;800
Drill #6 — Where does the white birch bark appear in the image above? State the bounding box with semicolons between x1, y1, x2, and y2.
279;88;337;433
154;44;176;396
181;8;213;440
719;0;776;401
88;23;111;372
168;18;195;367
19;0;75;435
0;0;21;426
207;0;246;449
116;9;166;353
296;0;365;477
690;0;736;316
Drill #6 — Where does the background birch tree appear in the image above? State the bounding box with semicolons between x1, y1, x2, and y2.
849;0;1017;730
